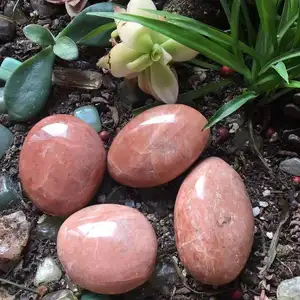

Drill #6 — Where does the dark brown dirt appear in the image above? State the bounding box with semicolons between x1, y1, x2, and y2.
0;1;300;300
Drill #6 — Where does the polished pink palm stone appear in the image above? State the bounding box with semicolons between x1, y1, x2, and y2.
108;104;210;187
19;115;106;216
175;157;254;285
57;204;157;294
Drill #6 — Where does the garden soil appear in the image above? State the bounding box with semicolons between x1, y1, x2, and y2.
0;0;299;299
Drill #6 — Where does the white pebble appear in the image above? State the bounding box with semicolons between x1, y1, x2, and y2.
263;190;271;197
34;257;62;286
266;232;273;240
229;123;239;133
252;207;260;217
269;132;279;142
259;201;269;208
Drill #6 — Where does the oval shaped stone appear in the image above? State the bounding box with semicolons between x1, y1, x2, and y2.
19;115;106;216
108;104;210;187
57;204;157;294
174;157;254;285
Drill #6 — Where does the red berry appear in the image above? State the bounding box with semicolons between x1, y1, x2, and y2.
266;127;276;138
99;130;110;142
231;289;242;300
220;66;234;77
292;176;300;184
216;127;229;143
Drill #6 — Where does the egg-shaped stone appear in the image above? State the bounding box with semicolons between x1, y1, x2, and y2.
57;204;157;294
19;115;106;216
174;157;254;285
108;104;210;187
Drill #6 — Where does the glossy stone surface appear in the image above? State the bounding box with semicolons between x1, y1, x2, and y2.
0;124;13;160
108;104;210;187
74;105;102;132
0;173;20;210
57;204;157;294
19;115;106;216
174;157;254;285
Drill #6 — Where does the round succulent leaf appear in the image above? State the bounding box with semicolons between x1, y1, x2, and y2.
4;46;55;121
53;36;79;61
23;24;55;47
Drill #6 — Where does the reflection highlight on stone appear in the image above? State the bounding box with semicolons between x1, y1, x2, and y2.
77;221;117;238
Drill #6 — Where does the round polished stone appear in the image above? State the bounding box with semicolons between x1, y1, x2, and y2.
57;204;157;294
108;104;210;187
174;157;254;285
19;115;106;216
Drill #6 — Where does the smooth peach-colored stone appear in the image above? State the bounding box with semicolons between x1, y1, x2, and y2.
57;204;157;294
19;115;106;216
108;104;210;187
174;157;254;285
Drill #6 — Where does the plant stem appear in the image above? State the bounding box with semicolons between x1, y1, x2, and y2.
0;278;37;293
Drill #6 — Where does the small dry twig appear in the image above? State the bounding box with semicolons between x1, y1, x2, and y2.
0;278;37;293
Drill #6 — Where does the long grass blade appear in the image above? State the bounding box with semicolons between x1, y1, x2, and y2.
284;80;300;88
259;49;300;74
141;9;259;59
255;0;278;50
278;0;299;42
293;6;300;48
78;22;116;44
89;12;252;79
178;79;232;103
240;0;256;46
189;59;220;70
203;91;257;129
272;61;289;84
220;0;231;23
230;0;245;66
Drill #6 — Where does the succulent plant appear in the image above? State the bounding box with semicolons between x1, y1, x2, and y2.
97;0;198;104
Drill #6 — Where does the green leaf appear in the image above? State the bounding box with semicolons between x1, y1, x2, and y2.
230;0;245;65
178;79;232;103
272;61;289;84
203;91;257;129
57;2;114;46
78;22;116;45
220;0;231;23
255;0;278;49
293;7;300;48
284;80;300;88
141;9;259;59
259;50;300;74
189;58;220;70
23;24;55;47
278;0;299;42
53;36;79;61
0;57;22;82
4;46;55;121
240;0;256;46
89;12;252;79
